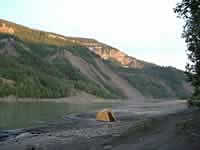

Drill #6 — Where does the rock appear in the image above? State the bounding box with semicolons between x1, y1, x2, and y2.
103;145;112;150
26;145;37;150
0;132;9;141
16;132;33;141
25;144;45;150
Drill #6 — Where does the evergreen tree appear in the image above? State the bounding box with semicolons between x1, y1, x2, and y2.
175;0;200;99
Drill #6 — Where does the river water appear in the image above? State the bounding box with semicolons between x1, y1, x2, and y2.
0;102;113;130
0;100;188;131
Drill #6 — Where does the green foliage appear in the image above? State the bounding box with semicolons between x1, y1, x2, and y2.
124;74;171;98
106;60;191;98
175;0;200;99
0;82;16;97
0;19;192;99
0;34;122;98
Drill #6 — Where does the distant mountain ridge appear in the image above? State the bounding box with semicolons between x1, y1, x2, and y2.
0;19;192;100
0;19;154;69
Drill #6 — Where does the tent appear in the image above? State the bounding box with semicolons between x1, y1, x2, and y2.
96;109;116;122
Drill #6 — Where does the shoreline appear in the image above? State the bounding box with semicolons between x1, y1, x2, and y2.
0;93;122;104
0;94;187;105
0;100;197;150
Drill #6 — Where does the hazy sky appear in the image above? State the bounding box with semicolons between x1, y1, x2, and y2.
0;0;187;70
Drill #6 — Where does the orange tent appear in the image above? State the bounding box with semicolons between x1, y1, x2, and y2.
96;109;116;122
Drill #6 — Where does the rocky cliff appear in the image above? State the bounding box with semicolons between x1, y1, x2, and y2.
0;23;15;34
76;40;146;68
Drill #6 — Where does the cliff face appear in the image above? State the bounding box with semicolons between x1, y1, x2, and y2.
73;40;145;69
0;23;15;34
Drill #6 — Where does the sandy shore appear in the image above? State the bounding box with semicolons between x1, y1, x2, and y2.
0;100;199;150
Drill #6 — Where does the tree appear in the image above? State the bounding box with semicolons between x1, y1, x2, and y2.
174;0;200;99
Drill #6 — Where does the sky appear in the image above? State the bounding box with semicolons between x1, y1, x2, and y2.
0;0;187;70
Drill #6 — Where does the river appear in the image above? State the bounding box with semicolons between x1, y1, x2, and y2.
0;102;114;130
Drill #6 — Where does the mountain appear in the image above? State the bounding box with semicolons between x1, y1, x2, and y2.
0;19;154;69
0;19;193;100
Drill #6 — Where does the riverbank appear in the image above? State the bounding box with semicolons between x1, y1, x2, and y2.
111;108;200;150
0;92;120;104
1;100;199;150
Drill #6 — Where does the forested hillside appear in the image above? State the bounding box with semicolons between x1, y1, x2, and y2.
106;61;192;98
0;19;193;99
